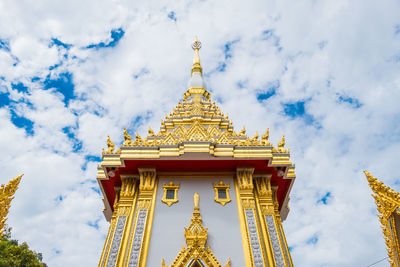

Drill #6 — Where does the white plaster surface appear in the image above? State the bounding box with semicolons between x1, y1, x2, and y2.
146;177;245;267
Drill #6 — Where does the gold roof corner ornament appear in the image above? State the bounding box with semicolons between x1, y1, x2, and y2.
274;134;287;153
0;174;22;237
162;193;230;267
105;135;115;154
365;170;400;266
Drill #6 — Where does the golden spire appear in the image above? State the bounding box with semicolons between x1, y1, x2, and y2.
191;36;202;75
0;174;22;237
364;170;400;266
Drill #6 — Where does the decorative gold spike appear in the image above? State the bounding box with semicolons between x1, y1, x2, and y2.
148;126;155;137
0;174;22;237
277;134;286;153
123;128;132;146
261;128;271;146
106;135;115;154
191;36;202;75
252;131;259;140
239;126;246;136
133;132;143;146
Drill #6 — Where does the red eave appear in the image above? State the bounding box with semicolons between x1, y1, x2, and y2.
101;158;291;212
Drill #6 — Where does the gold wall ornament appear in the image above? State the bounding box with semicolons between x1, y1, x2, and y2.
0;174;22;237
162;193;230;267
365;170;400;266
213;181;231;206
161;181;180;206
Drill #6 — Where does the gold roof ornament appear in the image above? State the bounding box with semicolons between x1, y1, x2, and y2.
191;36;202;75
365;170;400;266
162;193;230;267
0;174;22;237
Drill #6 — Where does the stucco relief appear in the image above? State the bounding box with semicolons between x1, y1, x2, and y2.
245;209;264;267
266;215;285;267
128;210;148;267
106;216;127;267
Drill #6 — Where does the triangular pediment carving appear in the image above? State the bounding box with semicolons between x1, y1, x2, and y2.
186;121;209;142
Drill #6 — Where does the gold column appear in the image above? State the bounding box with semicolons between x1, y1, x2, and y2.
235;167;267;267
125;168;158;267
272;186;293;267
99;176;138;267
253;174;293;267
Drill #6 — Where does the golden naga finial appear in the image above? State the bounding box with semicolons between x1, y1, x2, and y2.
239;126;246;136
191;36;203;75
0;174;22;237
105;135;115;154
123;128;132;146
251;131;259;144
277;134;286;153
148;126;155;137
261;128;271;146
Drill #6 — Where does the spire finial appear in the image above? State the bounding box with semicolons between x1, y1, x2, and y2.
191;36;202;75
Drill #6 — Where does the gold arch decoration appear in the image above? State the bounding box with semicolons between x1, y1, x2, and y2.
0;174;22;237
162;193;230;267
365;170;400;267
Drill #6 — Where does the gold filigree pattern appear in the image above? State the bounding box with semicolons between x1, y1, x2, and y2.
0;174;22;237
162;193;230;267
365;170;400;266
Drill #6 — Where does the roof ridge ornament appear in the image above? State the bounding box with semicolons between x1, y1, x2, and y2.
191;36;202;75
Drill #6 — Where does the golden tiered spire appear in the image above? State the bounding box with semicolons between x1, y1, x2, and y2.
365;171;400;266
0;174;22;237
191;36;202;75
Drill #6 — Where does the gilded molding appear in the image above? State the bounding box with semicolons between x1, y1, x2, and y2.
162;193;230;267
213;181;231;206
161;181;180;206
237;168;254;191
365;170;400;266
139;168;156;192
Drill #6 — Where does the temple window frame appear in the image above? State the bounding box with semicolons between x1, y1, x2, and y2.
213;180;231;206
161;181;180;206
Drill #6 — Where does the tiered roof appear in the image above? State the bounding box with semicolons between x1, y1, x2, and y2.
97;38;296;221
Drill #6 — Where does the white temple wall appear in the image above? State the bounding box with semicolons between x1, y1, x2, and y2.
146;176;245;266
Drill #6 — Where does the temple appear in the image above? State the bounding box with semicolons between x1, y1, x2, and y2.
97;37;296;267
365;171;400;267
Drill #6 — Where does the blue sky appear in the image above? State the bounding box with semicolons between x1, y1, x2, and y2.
1;0;400;266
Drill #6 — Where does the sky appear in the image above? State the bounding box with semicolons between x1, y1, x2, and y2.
0;0;400;266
